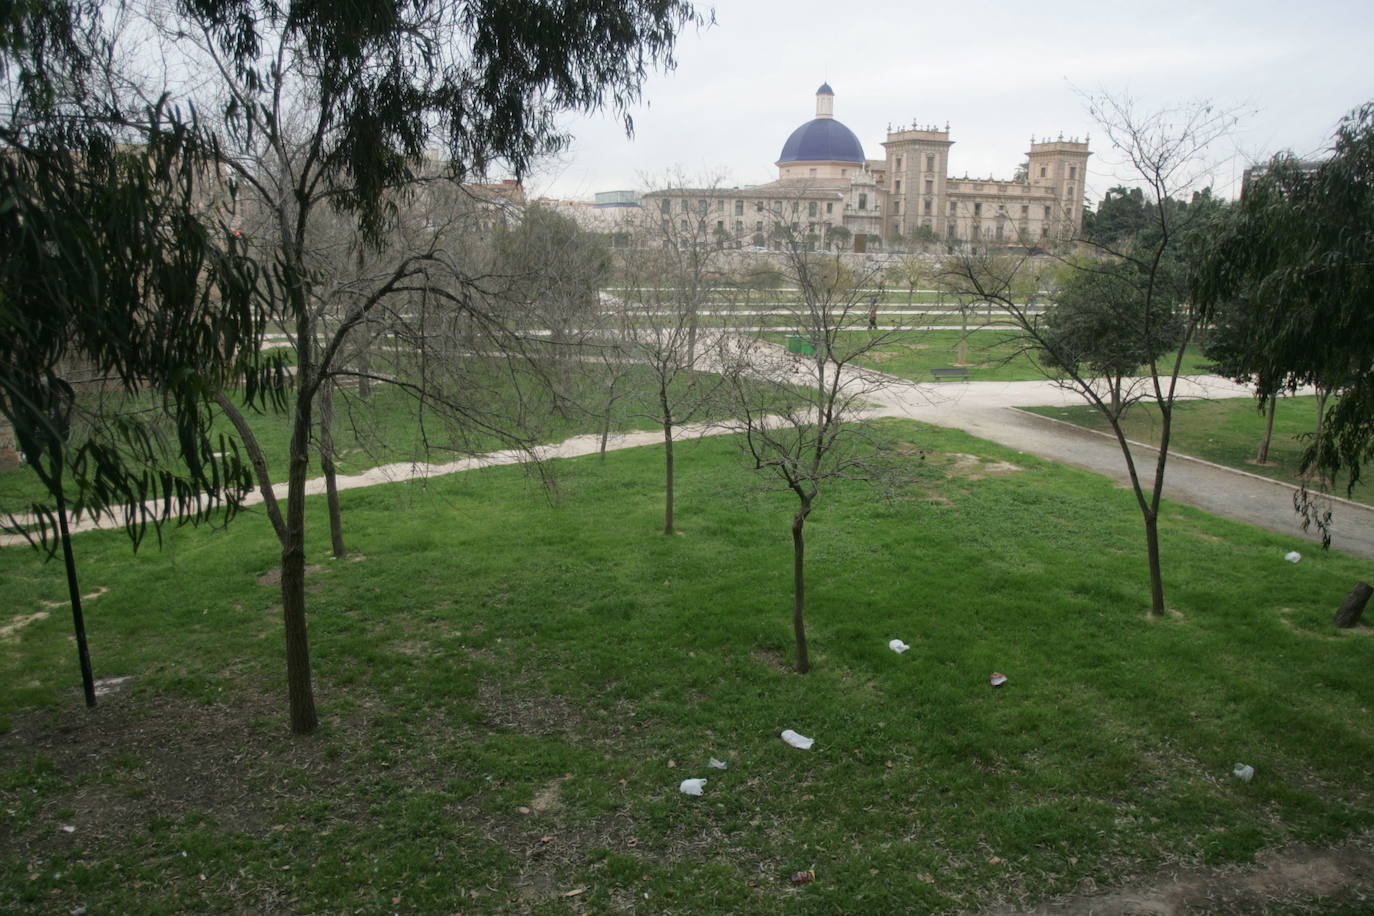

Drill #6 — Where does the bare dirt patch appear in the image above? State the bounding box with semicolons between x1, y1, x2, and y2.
255;563;325;587
476;677;582;736
1;610;49;640
38;585;107;609
1018;839;1374;914
943;452;1024;481
750;646;793;674
1277;607;1374;641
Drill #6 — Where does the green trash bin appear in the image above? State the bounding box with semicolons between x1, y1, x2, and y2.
785;335;815;355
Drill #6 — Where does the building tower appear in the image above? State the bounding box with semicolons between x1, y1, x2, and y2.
881;123;954;241
1026;137;1091;239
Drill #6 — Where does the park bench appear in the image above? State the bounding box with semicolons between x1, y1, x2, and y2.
930;367;969;382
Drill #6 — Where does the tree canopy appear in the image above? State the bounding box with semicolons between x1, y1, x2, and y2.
1194;103;1374;490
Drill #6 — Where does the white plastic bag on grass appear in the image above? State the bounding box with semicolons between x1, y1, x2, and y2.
679;778;707;796
781;729;814;750
889;639;910;654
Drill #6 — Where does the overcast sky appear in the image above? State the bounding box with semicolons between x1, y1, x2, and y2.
529;0;1374;205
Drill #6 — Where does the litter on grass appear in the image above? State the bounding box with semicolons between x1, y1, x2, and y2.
678;778;706;796
781;729;814;750
708;758;728;770
888;639;910;654
989;672;1008;687
1233;763;1255;783
790;868;816;884
1285;551;1302;563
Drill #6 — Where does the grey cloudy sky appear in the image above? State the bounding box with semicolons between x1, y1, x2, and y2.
531;0;1374;204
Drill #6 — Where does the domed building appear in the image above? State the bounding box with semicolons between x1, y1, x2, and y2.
776;83;866;179
638;84;1089;252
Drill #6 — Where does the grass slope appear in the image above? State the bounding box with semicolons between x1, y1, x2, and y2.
3;421;1373;913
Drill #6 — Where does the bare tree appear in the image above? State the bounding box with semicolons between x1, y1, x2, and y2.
944;94;1236;618
717;217;910;673
608;193;731;534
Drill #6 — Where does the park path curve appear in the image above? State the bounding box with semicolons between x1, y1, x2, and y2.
864;374;1374;560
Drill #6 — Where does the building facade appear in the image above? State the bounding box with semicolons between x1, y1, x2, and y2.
642;84;1090;251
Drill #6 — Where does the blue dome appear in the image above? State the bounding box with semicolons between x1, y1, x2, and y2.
778;118;865;164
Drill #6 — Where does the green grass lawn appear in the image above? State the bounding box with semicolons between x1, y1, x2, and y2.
776;329;1213;385
4;421;1374;912
1021;396;1365;502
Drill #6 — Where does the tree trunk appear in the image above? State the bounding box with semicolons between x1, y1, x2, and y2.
686;306;699;365
1257;397;1277;463
319;381;346;558
1315;386;1330;446
599;404;614;460
791;501;812;674
1143;510;1165;618
282;392;319;735
662;420;675;535
1313;386;1331;486
599;378;622;461
660;382;675;535
216;392;286;544
281;282;320;735
55;487;97;708
1334;582;1373;628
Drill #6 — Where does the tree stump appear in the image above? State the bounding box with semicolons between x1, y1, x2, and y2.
1333;581;1373;628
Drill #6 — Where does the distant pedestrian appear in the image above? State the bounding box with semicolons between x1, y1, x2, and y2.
868;295;878;330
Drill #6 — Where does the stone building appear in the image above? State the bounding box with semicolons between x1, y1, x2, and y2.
642;84;1089;251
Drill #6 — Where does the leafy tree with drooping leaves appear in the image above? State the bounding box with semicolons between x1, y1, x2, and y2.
1;1;280;707
1194;102;1374;541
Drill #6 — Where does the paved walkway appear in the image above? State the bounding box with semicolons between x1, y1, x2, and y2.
865;375;1374;559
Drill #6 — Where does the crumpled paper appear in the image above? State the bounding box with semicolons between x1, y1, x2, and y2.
678;778;706;796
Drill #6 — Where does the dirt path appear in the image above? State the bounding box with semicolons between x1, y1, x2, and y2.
1012;838;1374;914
